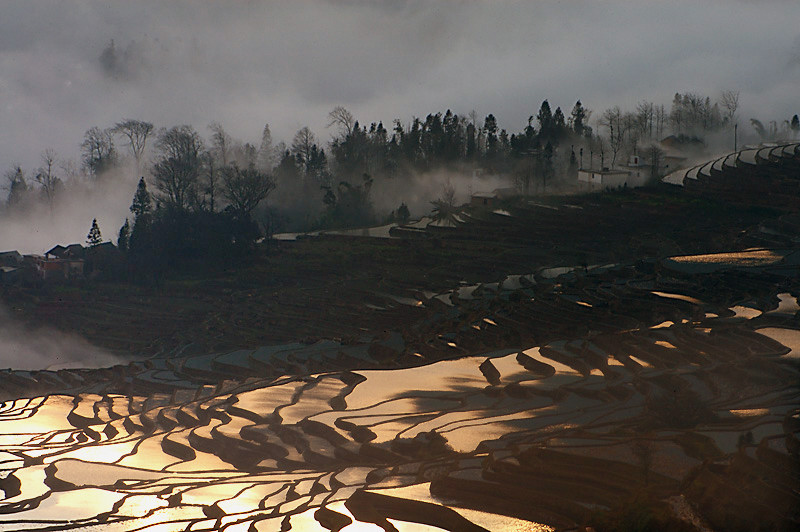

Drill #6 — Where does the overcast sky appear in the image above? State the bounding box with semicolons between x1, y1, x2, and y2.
1;0;799;171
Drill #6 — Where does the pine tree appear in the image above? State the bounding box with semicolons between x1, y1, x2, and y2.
484;114;498;161
118;219;130;253
130;177;152;219
396;202;410;224
4;166;29;208
537;100;554;139
87;218;103;246
553;107;567;143
571;100;587;137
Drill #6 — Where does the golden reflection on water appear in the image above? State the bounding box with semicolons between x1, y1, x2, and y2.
729;306;762;319
1;317;795;531
670;249;784;265
730;408;770;417
0;395;75;434
651;291;703;305
756;327;800;357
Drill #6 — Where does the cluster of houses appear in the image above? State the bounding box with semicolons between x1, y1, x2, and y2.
0;242;118;285
577;136;695;190
469;137;695;204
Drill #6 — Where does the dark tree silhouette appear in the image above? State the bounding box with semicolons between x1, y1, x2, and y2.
4;166;29;209
113;119;153;171
152;125;203;211
81;127;117;178
86;218;103;246
221;164;276;216
130;177;152;219
118;219;130;253
570;100;587;137
396;202;410;224
34;149;61;212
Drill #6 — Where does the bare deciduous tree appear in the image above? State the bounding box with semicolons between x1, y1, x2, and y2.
201;151;219;212
209;122;232;167
720;90;740;124
635;101;655;139
291;127;317;171
152;125;204;211
600;107;628;168
34;149;61;211
654;104;667;139
222;164;275;216
647;145;665;181
326;106;355;139
81;127;117;178
113;119;154;171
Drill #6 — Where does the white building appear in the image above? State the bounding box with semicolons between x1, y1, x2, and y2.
577;167;636;189
578;154;662;189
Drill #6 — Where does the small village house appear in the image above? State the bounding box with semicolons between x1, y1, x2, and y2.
470;187;517;207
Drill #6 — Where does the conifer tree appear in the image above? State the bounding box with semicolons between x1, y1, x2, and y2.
87;218;103;246
118;219;130;253
570;100;587;137
396;202;410;224
537;100;554;139
130;177;152;219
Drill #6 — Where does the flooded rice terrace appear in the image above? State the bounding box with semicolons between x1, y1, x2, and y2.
3;151;800;530
0;245;798;531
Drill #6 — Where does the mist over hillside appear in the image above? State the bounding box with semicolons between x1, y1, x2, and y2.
1;0;799;171
2;2;799;253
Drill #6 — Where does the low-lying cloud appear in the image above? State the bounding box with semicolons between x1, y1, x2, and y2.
0;165;139;254
1;0;799;175
0;304;123;371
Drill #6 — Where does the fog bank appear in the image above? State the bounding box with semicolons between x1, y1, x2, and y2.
0;166;139;254
1;1;799;172
0;305;123;371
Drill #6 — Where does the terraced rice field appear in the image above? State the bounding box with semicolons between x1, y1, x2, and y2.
1;151;799;530
2;257;798;530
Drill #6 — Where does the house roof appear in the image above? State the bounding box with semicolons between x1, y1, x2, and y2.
660;134;705;148
472;187;518;200
0;250;22;263
492;187;517;199
45;245;67;256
